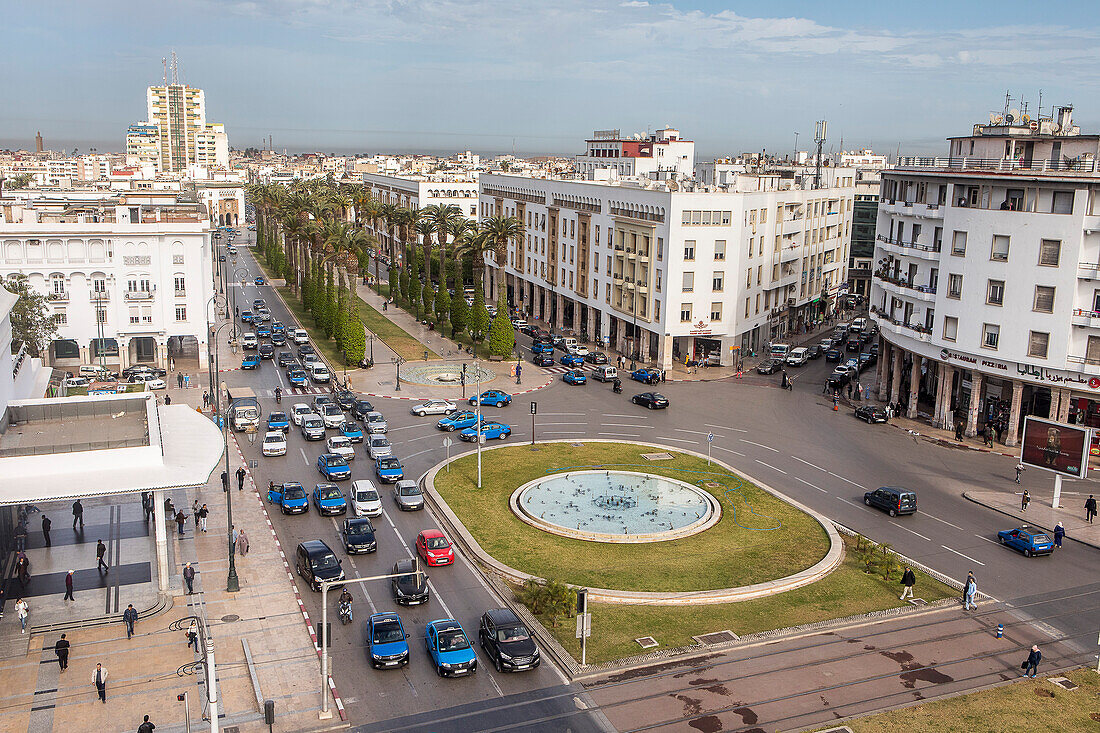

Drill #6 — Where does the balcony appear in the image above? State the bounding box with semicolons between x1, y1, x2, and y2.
1066;355;1100;376
47;292;69;303
174;289;186;298
1079;263;1100;281
875;271;937;302
898;156;1100;175
780;244;800;262
876;235;942;261
89;290;109;301
124;289;156;301
869;306;932;342
1072;308;1100;327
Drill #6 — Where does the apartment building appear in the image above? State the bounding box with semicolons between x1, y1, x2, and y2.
574;127;695;179
870;105;1100;448
0;190;214;371
361;172;479;261
142;84;228;173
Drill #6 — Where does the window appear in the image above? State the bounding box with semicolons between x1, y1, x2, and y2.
682;272;694;292
991;234;1009;261
1052;190;1074;214
951;230;967;255
712;272;723;291
683;241;695;260
714;240;726;260
943;316;958;341
141;306;152;323
982;323;1000;349
174;276;185;296
96;306;107;324
1039;239;1061;267
947;274;962;299
54;310;66;326
745;298;750;317
655;271;661;291
175;306;187;321
1033;285;1055;313
746;269;752;287
710;302;722;321
129;307;140;324
680;303;692;322
51;274;65;294
657;237;663;260
1028;331;1050;359
986;280;1005;306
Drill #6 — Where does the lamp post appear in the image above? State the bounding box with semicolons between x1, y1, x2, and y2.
368;333;375;365
342;350;348;389
630;290;639;370
392;356;403;391
205;294;227;398
210;320;242;593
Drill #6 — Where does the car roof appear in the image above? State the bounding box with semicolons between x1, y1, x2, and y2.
420;529;445;539
300;539;334;556
393;558;416;572
483;607;521;625
428;618;462;633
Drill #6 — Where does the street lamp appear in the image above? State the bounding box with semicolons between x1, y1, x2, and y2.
392;356;404;391
233;266;249;320
205;293;228;398
368;333;375;365
210;320;242;593
630;290;639;370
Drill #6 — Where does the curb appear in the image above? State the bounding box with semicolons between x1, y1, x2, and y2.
421;439;844;605
962;492;1100;551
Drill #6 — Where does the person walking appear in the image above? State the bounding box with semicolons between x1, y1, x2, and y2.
192;500;200;528
72;499;84;530
13;522;27;552
984;424;994;447
176;372;184;389
1086;494;1097;523
220;471;229;493
963;572;977;611
122;604;138;639
899;566;916;600
199;504;209;533
15;553;30;586
183;563;195;594
1021;489;1031;511
202;391;210;410
137;714;155;733
64;570;75;601
41;515;51;548
1015;464;1024;484
54;634;69;671
163;395;171;406
236;529;249;556
846;382;853;400
93;663;108;702
954;420;964;442
1054;522;1065;549
1022;645;1042;678
15;598;28;633
96;540;109;573
231;525;239;555
186;620;198;649
236;466;246;492
173;509;185;534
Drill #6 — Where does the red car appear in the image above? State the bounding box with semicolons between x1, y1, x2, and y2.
416;529;454;567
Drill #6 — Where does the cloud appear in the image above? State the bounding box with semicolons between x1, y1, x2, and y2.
620;1;648;6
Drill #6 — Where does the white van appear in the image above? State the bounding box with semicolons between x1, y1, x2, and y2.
292;329;309;345
593;365;617;382
786;347;809;366
309;362;331;383
79;365;114;379
769;343;790;359
563;337;589;356
351;480;383;516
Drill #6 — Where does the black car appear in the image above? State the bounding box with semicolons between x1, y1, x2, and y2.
632;392;669;409
863;487;917;517
122;365;167;379
805;345;823;360
533;334;553;347
858;352;876;369
295;540;345;591
532;353;554;367
825;348;843;363
334;390;357;410
351;399;375;421
391;558;429;605
297;343;315;359
825;373;849;391
479;608;541;673
845;337;862;352
854;405;889;423
259;344;275;359
271;331;286;346
277;352;295;367
342;517;377;554
756;359;782;375
870;343;880;356
584;351;608;365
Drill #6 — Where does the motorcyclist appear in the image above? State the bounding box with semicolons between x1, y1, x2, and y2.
338;588;353;622
274;386;282;404
612;378;623;394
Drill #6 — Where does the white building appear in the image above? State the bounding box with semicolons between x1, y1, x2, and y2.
361;172;480;261
839;150;890;169
482;145;854;367
0;287;50;413
575;127;695;179
0;190;214;371
139;84;229;173
870;105;1100;447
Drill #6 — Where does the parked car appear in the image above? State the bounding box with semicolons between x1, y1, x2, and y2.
411;399;457;417
424;619;477;677
479;608;540;672
312;482;348;515
295;539;344;591
863;487;917;517
342;517;377;554
997;526;1055;557
393;480;425;511
469;390;512;407
391;558;429;606
756;359;782;375
854;405;889;423
317;454;352;481
631;392;669;409
367;612;410;669
268;482;309;514
262;431;287;456
416;529;455;566
630;367;662;385
350;479;383;516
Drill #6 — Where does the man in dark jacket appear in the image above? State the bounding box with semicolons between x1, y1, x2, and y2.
1023;645;1041;678
900;566;916;600
96;540;108;573
122;604;138;639
1086;495;1097;523
137;715;155;733
72;499;84;530
54;634;70;671
236;466;246;492
63;570;75;601
41;515;51;547
954;420;964;441
183;563;196;594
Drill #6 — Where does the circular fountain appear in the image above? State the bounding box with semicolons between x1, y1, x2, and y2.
400;363;496;386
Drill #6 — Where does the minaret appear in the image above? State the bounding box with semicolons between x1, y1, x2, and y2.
35;131;43;153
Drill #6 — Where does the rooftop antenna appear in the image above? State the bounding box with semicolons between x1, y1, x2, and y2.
170;51;179;84
1037;89;1044;119
161;57;168;86
1003;90;1012;116
813;120;827;190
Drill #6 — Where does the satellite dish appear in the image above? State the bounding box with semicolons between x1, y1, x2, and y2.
1022;114;1031;124
1052;123;1061;133
1004;113;1015;124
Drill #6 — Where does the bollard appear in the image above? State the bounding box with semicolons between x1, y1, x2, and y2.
996;623;1004;639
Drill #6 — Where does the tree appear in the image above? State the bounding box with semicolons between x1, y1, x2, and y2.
388;267;398;300
421;284;434;320
479;215;523;299
470;289;491;349
449;290;468;339
1;274;57;357
407;261;422;319
488;300;515;357
434;286;450;325
517;579;576;627
344;310;366;365
333;291;349;350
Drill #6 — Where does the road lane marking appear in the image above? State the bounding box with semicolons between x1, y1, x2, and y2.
740;439;779;452
675;428;721;437
300;448;309;465
712;446;745;457
605;414;643;419
705;423;748;433
899;526;932;542
658;437;701;444
940;544;985;565
403;449;435;460
329;517;377;614
404;434;433;443
598;432;640;437
928;515;965;531
836;497;863;508
755;460;787;475
828;471;866;490
538;422;588;426
544;431;586;435
974;535;999;545
795;477;828;493
792;456;826;471
543;413;585;416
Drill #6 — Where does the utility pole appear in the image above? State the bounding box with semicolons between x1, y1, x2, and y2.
475;363;483;488
813;120;827;190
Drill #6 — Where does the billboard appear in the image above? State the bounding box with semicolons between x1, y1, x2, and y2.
1020;416;1090;478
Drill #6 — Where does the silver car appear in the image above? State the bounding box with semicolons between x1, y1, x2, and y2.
300;416;326;441
321;403;344;428
367;435;392;459
365;411;388;434
392;480;424;511
410;399;457;417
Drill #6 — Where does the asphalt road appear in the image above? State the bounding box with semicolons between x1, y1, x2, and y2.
222;241;1100;731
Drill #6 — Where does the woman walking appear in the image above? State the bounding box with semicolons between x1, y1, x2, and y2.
15;598;28;633
235;529;249;556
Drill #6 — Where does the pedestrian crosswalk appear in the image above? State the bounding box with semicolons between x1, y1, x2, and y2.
541;364;596;375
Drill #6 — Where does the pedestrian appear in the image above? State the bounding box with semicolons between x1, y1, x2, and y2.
15;598;28;633
515;363;522;385
164;496;175;517
138;714;155;733
14;521;27;551
93;662;107;702
96;540;108;573
231;525;239;554
141;492;152;520
186;620;198;649
64;570;75;601
54;634;69;671
963;572;977;611
122;603;138;639
192;500;200;527
177;372;184;389
1086;494;1097;523
220;471;229;493
1022;645;1042;678
202;391;210;410
163;395;171;406
236;466;246;492
954;420;964;442
1019;489;1030;511
985;424;994;447
855;382;863;401
832;392;839;410
72;499;84;530
175;510;186;534
199;504;209;532
1014;464;1024;484
236;528;249;556
183;562;195;594
1054;522;1065;549
846;382;853;399
15;553;30;586
899;565;916;600
41;515;51;548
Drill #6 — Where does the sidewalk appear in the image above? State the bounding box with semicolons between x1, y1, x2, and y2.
965;488;1100;550
0;322;342;733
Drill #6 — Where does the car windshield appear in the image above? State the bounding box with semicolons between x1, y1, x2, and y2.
1032;534;1050;542
313;552;339;570
356;488;379;501
426;536;449;550
497;625;530;643
318;486;342;500
304;419;322;429
398;484;421;496
371;438;390;447
379;458;400;469
324;405;341;414
330;438;349;447
284;486;305;500
368;414;384;423
269;413;287;422
346;523;372;539
437;629;471;652
291;370;305;378
372;620;404;645
326;456;347;467
651;393;667;401
264;435;282;444
342;422;359;432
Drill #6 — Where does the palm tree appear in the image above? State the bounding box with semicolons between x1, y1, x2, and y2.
422;203;462;287
395;207;420;273
414;218;435;283
455;228;496;293
379;202;399;265
445;218;476;293
479;215;524;301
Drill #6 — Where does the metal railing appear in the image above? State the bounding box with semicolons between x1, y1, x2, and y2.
876;235;942;254
897;156;1100;174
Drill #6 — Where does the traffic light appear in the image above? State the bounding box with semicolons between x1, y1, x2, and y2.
576;588;587;615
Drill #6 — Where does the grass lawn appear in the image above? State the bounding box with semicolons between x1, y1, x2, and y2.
433;442;830;593
350;297;439;361
815;667;1100;733
543;535;957;664
274;286;349;370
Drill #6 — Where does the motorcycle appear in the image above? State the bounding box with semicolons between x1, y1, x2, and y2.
612;379;623;394
338;601;352;625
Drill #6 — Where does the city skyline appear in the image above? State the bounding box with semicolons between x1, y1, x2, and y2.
5;0;1100;157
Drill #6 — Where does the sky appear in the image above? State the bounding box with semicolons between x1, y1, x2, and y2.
5;0;1100;159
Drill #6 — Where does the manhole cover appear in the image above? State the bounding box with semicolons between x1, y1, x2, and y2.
221;614;240;622
1050;677;1078;690
693;630;739;645
635;636;659;649
641;452;674;461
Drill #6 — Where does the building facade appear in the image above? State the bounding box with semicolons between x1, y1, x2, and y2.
360;172;479;262
574;127;695;179
143;84;228;173
848;172;881;298
870;106;1100;448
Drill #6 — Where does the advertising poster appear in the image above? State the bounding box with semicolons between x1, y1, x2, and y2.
1020;416;1090;478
